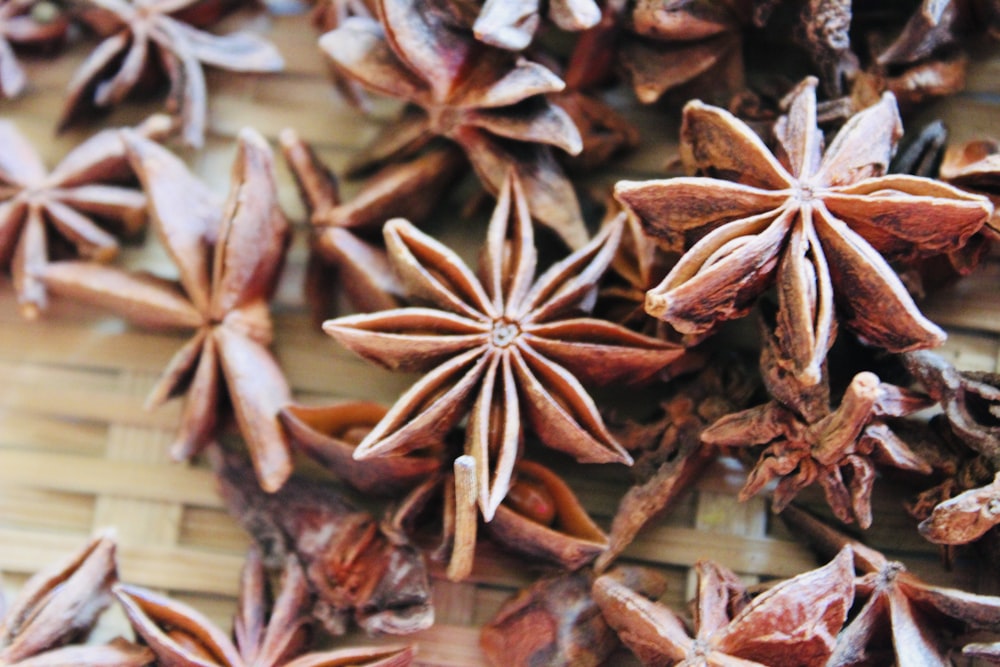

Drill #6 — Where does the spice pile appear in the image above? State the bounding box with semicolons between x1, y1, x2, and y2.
1;0;1000;665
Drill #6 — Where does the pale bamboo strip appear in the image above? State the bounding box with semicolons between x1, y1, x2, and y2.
0;487;93;532
355;625;488;667
0;410;107;455
429;579;478;626
178;507;251;552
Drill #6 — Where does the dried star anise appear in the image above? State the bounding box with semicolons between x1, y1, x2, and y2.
593;546;855;666
701;319;933;528
0;0;69;98
307;0;374;108
60;0;284;147
319;0;588;247
480;565;668;667
115;546;414;666
616;77;992;383
0;532;153;666
782;502;1000;665
42;128;295;492
216;453;434;637
940;137;1000;236
0;115;169;318
323;173;685;520
472;0;601;51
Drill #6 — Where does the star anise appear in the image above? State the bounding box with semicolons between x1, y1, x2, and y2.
60;0;284;147
471;0;601;51
940;136;1000;236
593;546;855;666
0;0;69;98
0;532;153;666
0;115;169;319
116;546;414;667
616;77;992;383
280;127;465;314
781;502;1000;665
323;173;685;520
42;128;295;492
319;0;588;247
701;319;933;528
307;0;374;108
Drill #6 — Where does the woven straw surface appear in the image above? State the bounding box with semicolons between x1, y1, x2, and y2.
0;10;999;666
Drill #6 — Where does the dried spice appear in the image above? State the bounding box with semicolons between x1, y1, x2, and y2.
472;0;600;51
701;319;933;528
781;503;1000;665
324;173;684;521
616;77;991;383
60;0;284;147
280;128;465;314
216;453;434;637
593;546;855;666
116;546;414;667
940;136;1000;236
307;0;375;108
43;129;295;492
0;532;153;666
319;0;588;247
0;0;69;99
596;354;759;572
480;565;667;667
0;115;169;318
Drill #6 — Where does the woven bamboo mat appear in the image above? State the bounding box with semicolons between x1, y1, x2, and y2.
1;9;999;666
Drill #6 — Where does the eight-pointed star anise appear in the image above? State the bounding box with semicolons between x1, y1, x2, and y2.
60;0;284;147
0;115;168;318
0;532;153;667
701;319;933;528
42;128;294;492
593;546;855;667
323;173;684;520
319;0;588;247
0;0;69;99
616;77;992;384
115;546;414;667
782;503;1000;666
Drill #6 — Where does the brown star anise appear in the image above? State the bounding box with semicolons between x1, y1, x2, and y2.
319;0;588;247
60;0;284;147
940;136;1000;236
701;320;933;528
116;546;414;667
782;502;1000;665
0;532;153;666
307;0;374;108
472;0;601;51
0;0;69;98
42;128;295;492
323;173;685;520
616;77;992;383
593;546;855;666
0;115;169;319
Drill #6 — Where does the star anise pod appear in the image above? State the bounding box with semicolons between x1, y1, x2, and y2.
323;173;685;520
0;0;69;98
42;128;295;492
940;136;1000;237
115;546;414;667
593;546;855;666
0;532;154;666
781;502;1000;665
319;0;588;247
280;127;465;314
701;319;933;528
60;0;284;147
480;565;668;667
616;77;992;383
215;453;434;636
471;0;601;51
307;0;374;108
0;115;169;319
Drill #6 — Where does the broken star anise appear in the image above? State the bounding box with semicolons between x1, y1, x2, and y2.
60;0;284;147
782;502;1000;665
323;172;685;520
0;0;69;99
701;319;933;528
592;546;855;667
319;0;588;247
0;531;153;666
616;77;992;383
0;115;168;318
42;128;295;492
115;546;414;667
